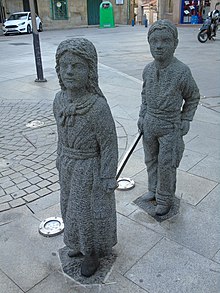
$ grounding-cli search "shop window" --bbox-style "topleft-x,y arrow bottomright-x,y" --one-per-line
166,0 -> 173,13
182,0 -> 202,24
50,0 -> 68,20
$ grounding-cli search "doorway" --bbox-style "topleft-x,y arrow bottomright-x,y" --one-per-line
87,0 -> 102,25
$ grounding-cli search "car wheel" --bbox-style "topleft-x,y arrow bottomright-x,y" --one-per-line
27,25 -> 32,34
38,23 -> 43,32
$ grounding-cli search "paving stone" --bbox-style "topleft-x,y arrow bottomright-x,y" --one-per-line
178,149 -> 207,172
4,185 -> 20,195
176,169 -> 218,205
9,198 -> 26,208
0,194 -> 13,204
0,214 -> 63,292
0,187 -> 5,196
23,193 -> 39,203
1,180 -> 15,189
125,238 -> 220,293
36,187 -> 52,197
1,169 -> 15,176
29,176 -> 42,185
129,198 -> 220,259
48,174 -> 59,183
35,167 -> 49,175
0,270 -> 23,293
24,171 -> 38,180
213,250 -> 220,264
113,213 -> 162,275
197,184 -> 220,217
39,172 -> 53,180
24,185 -> 40,194
189,156 -> 220,182
27,191 -> 60,213
11,175 -> 26,184
27,272 -> 76,293
17,180 -> 31,190
186,136 -> 220,159
11,189 -> 27,199
36,179 -> 51,188
48,182 -> 60,192
0,202 -> 11,212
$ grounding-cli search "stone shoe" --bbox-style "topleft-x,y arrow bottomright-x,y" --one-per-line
142,191 -> 156,201
81,254 -> 100,277
155,204 -> 171,216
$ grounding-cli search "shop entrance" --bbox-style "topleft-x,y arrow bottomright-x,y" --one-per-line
87,0 -> 102,25
181,0 -> 211,24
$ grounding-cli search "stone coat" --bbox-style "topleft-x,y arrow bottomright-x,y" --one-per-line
53,91 -> 118,256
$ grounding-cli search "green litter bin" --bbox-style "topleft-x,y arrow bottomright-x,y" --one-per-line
100,1 -> 115,28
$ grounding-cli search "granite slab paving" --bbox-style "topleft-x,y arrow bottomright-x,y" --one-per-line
125,237 -> 220,293
130,200 -> 220,260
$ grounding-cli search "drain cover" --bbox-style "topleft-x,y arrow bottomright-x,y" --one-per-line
26,120 -> 45,128
117,177 -> 135,191
39,217 -> 64,237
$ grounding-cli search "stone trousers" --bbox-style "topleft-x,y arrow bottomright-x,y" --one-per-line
142,115 -> 184,206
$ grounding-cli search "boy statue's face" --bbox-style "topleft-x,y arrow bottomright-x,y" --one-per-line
149,29 -> 177,63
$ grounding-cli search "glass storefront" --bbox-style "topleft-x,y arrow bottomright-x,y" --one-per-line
180,0 -> 211,24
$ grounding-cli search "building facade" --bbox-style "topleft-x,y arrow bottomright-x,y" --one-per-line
0,0 -> 130,28
0,0 -> 219,27
138,0 -> 219,25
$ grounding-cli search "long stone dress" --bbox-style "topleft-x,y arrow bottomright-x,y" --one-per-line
53,91 -> 118,257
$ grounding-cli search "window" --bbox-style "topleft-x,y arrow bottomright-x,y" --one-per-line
51,0 -> 68,20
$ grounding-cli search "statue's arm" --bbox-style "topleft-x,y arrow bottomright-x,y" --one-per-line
181,68 -> 200,121
139,68 -> 148,118
95,101 -> 118,180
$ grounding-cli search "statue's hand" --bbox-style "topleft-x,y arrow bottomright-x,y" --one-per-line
102,178 -> 118,194
137,117 -> 144,133
181,120 -> 190,136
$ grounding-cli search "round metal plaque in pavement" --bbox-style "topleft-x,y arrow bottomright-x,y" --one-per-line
26,120 -> 45,128
117,177 -> 135,191
39,217 -> 64,237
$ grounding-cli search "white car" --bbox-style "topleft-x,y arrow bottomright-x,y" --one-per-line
2,11 -> 43,35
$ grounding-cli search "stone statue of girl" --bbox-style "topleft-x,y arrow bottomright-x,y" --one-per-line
53,38 -> 118,277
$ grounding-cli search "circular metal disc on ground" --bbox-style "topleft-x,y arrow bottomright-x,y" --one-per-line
117,177 -> 135,191
39,217 -> 64,237
26,120 -> 45,128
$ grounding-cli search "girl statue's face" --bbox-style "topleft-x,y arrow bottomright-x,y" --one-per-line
59,52 -> 89,91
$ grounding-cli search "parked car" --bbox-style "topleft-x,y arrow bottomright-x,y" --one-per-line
2,11 -> 43,35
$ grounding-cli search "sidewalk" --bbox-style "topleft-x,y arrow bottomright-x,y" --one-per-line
0,26 -> 220,293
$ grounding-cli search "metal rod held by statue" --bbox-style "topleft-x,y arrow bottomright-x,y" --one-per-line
116,132 -> 142,180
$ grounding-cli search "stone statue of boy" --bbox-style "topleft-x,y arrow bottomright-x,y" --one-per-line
138,19 -> 200,216
53,38 -> 118,277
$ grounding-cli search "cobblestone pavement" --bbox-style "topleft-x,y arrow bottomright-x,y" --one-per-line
0,99 -> 128,212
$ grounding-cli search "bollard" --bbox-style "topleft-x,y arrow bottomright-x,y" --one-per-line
131,19 -> 135,26
145,19 -> 148,27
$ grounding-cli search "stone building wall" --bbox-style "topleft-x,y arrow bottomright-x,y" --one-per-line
37,0 -> 129,29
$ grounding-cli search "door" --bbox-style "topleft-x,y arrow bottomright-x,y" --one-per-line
87,0 -> 102,25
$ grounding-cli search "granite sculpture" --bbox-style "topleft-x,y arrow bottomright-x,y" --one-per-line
138,19 -> 200,216
53,38 -> 118,277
